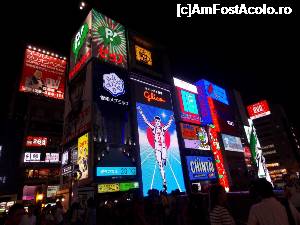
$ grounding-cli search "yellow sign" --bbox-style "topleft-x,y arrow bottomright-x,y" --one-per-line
135,45 -> 152,66
98,183 -> 120,193
78,133 -> 88,180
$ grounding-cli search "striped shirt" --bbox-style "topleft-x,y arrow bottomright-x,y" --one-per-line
210,205 -> 236,225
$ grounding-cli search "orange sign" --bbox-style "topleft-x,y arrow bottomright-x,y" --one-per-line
144,91 -> 166,103
135,45 -> 152,66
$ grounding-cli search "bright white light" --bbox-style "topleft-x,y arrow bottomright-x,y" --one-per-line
63,57 -> 67,60
161,112 -> 166,118
33,47 -> 36,50
173,77 -> 198,94
51,53 -> 54,56
46,51 -> 50,54
38,49 -> 41,52
55,54 -> 58,57
28,45 -> 32,49
79,6 -> 83,10
42,50 -> 45,53
81,2 -> 85,6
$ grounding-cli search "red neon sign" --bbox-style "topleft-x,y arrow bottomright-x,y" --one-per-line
26,136 -> 48,147
98,45 -> 123,65
69,49 -> 91,80
208,126 -> 230,191
208,97 -> 220,132
247,100 -> 271,120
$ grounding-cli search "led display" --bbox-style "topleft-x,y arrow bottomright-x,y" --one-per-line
185,156 -> 216,180
19,48 -> 66,99
221,134 -> 243,152
96,167 -> 136,176
195,82 -> 213,125
135,45 -> 152,66
174,78 -> 201,124
92,9 -> 127,68
180,123 -> 210,150
69,11 -> 92,80
78,133 -> 89,180
26,136 -> 47,147
195,79 -> 229,105
133,78 -> 185,195
247,100 -> 271,120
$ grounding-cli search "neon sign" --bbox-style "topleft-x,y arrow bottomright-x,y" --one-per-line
96,167 -> 136,176
186,156 -> 216,180
103,73 -> 125,97
69,49 -> 91,80
247,100 -> 271,120
144,91 -> 166,103
92,10 -> 127,68
26,136 -> 47,147
72,23 -> 89,61
208,126 -> 230,192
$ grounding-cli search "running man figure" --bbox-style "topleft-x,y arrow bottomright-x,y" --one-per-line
137,106 -> 174,191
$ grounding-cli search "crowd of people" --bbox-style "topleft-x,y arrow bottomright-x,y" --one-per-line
3,178 -> 300,225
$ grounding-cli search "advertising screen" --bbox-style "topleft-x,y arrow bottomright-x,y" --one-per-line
135,45 -> 152,66
92,9 -> 127,68
180,123 -> 210,150
62,151 -> 69,166
186,156 -> 216,180
26,136 -> 47,147
22,186 -> 37,201
174,78 -> 201,124
96,167 -> 136,176
221,134 -> 243,152
93,63 -> 129,107
69,11 -> 92,80
195,80 -> 229,105
97,182 -> 139,193
195,82 -> 213,125
19,48 -> 66,99
247,100 -> 271,120
210,99 -> 238,136
24,153 -> 41,162
78,133 -> 89,180
133,78 -> 186,195
47,186 -> 59,198
45,153 -> 60,163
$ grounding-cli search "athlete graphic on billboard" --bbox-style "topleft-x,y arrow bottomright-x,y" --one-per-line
137,106 -> 173,190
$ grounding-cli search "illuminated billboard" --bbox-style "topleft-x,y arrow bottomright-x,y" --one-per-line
174,78 -> 201,124
97,182 -> 139,193
62,151 -> 69,166
92,9 -> 127,68
208,126 -> 230,191
69,11 -> 92,80
135,45 -> 152,66
247,100 -> 271,120
209,99 -> 238,136
78,133 -> 89,180
185,156 -> 216,180
47,186 -> 59,198
221,134 -> 243,152
19,48 -> 66,99
93,63 -> 129,107
96,167 -> 136,176
26,136 -> 47,147
24,153 -> 59,163
195,80 -> 229,105
133,78 -> 186,195
180,123 -> 210,150
195,82 -> 213,125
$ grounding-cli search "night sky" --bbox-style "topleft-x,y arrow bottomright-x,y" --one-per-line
2,0 -> 298,129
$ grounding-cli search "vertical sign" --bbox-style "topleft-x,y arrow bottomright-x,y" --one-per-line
78,133 -> 89,180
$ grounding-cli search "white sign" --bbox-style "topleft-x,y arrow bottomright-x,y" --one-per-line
47,186 -> 59,198
221,134 -> 243,152
173,77 -> 198,93
24,153 -> 41,162
103,73 -> 125,97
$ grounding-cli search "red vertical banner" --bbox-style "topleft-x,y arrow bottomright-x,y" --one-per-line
208,126 -> 229,191
208,97 -> 220,132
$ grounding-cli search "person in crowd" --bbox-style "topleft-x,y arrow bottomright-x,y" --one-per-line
209,184 -> 236,225
54,201 -> 64,225
20,205 -> 36,225
4,203 -> 25,225
43,205 -> 54,225
285,174 -> 300,211
85,198 -> 96,225
69,202 -> 83,225
247,178 -> 300,225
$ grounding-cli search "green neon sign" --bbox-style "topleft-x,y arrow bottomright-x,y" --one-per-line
119,182 -> 139,192
72,23 -> 89,61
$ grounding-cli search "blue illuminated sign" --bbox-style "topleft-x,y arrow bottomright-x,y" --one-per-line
181,90 -> 198,114
195,81 -> 212,125
96,167 -> 136,176
186,156 -> 216,181
195,80 -> 229,105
